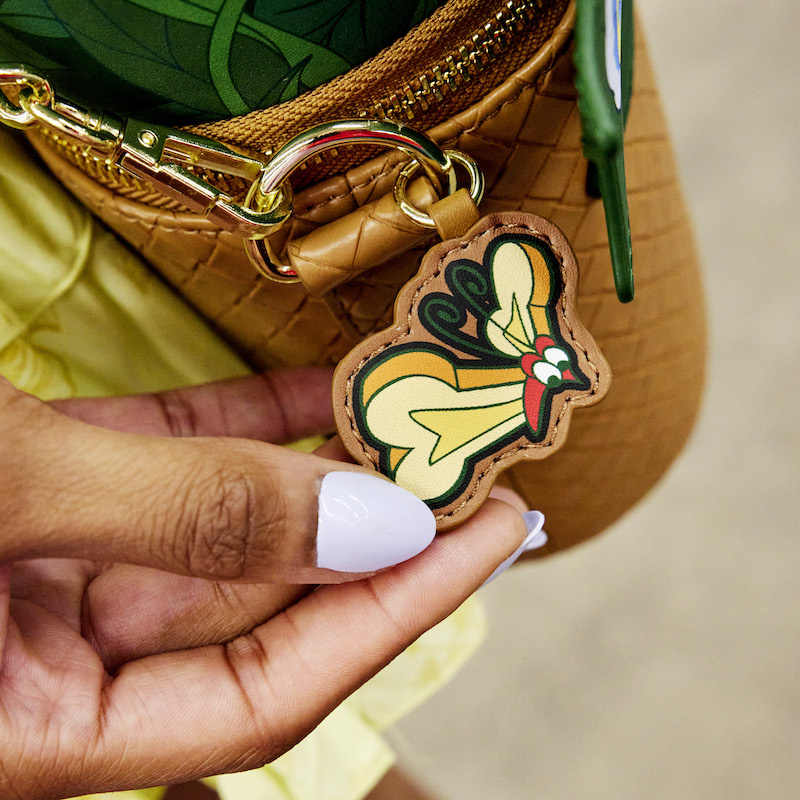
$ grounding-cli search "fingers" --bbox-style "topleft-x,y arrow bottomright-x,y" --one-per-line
85,438 -> 357,668
489,484 -> 528,514
86,481 -> 529,667
0,380 -> 436,583
68,475 -> 533,668
84,565 -> 309,669
49,366 -> 336,442
87,490 -> 529,668
86,499 -> 527,792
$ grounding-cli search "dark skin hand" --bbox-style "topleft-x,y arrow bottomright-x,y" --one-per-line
0,369 -> 527,799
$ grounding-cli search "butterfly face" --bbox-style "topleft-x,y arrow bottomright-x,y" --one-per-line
335,213 -> 611,529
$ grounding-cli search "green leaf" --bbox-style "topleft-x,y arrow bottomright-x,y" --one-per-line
0,26 -> 64,69
249,0 -> 446,67
40,0 -> 217,111
123,0 -> 218,25
240,13 -> 347,90
0,0 -> 69,37
0,0 -> 443,122
125,0 -> 351,102
208,0 -> 249,115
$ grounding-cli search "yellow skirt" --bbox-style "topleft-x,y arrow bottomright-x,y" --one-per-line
0,128 -> 486,800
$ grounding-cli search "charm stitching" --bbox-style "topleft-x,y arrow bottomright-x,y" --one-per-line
341,218 -> 605,523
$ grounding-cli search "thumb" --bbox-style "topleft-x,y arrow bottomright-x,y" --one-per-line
0,383 -> 435,583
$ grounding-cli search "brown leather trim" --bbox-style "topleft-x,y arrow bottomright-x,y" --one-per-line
427,188 -> 481,241
287,177 -> 439,296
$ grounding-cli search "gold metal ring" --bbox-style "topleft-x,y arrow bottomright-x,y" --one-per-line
255,118 -> 456,200
242,179 -> 300,282
243,238 -> 301,283
240,119 -> 473,280
0,66 -> 53,129
393,149 -> 485,229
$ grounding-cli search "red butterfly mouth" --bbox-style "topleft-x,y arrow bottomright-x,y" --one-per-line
519,336 -> 576,433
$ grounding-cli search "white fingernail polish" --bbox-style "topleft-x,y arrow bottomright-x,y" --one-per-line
521,510 -> 547,552
316,472 -> 436,573
481,510 -> 547,587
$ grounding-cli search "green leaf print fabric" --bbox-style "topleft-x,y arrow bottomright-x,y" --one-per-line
0,0 -> 445,123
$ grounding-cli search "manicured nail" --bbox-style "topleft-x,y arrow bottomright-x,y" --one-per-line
316,472 -> 437,572
481,510 -> 547,587
521,510 -> 547,551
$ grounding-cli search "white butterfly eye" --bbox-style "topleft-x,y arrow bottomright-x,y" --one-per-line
543,346 -> 569,368
533,361 -> 562,386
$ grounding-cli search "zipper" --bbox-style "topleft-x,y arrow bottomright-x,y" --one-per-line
366,0 -> 550,122
19,0 -> 569,206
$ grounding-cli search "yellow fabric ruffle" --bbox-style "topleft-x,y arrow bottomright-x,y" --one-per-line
1,128 -> 487,800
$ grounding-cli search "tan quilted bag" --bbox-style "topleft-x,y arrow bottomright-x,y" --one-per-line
28,0 -> 706,556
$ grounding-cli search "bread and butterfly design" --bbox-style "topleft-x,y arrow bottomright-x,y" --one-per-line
335,213 -> 611,528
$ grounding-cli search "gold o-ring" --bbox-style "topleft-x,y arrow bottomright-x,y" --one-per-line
393,150 -> 485,229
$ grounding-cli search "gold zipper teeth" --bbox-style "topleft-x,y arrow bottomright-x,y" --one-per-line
42,129 -> 143,191
365,0 -> 542,122
39,128 -> 191,209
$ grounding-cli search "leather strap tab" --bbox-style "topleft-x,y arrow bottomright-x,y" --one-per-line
287,176 -> 438,296
428,188 -> 481,240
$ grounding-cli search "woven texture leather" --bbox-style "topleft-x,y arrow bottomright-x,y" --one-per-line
286,176 -> 439,296
32,11 -> 706,555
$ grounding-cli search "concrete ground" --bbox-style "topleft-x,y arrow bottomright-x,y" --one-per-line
395,1 -> 800,797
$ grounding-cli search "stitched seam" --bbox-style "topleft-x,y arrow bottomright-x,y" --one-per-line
342,219 -> 602,522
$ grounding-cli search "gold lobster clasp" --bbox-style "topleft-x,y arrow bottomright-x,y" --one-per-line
1,63 -> 292,240
117,119 -> 292,238
1,64 -> 485,284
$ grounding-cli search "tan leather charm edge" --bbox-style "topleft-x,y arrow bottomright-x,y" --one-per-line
333,211 -> 612,531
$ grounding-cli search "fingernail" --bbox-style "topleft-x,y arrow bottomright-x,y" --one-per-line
316,472 -> 436,572
481,510 -> 547,587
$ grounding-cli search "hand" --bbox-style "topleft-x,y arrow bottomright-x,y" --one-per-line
0,372 -> 529,799
1,368 -> 437,584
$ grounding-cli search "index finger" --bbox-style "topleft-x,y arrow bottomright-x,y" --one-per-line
49,366 -> 336,442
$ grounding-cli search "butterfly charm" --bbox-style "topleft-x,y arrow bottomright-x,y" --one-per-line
334,212 -> 612,530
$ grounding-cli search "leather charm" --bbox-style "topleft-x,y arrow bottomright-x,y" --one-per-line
333,212 -> 612,530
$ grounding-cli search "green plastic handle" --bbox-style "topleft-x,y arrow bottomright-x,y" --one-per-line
574,0 -> 635,303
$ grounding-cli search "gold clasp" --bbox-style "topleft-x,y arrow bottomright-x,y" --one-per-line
2,64 -> 487,286
242,119 -> 476,281
394,149 -> 484,229
17,90 -> 123,156
117,120 -> 291,238
0,64 -> 293,239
